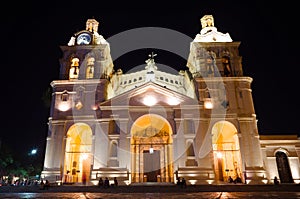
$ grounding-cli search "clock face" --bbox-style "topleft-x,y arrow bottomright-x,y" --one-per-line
76,33 -> 92,45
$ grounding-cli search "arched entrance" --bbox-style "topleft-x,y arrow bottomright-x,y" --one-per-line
275,151 -> 293,183
131,114 -> 174,183
63,123 -> 93,184
212,121 -> 243,183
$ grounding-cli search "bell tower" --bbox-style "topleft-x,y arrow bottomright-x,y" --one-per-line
186,15 -> 266,184
59,18 -> 114,80
42,19 -> 114,184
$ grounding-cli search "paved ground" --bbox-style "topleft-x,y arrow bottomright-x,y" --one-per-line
1,184 -> 300,199
1,192 -> 300,199
1,183 -> 300,193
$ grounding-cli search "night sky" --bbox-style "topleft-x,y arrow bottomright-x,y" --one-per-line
1,1 -> 299,160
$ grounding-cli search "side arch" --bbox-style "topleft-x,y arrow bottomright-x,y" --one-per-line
63,123 -> 93,184
211,121 -> 243,183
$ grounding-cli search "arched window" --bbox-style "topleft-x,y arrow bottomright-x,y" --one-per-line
222,55 -> 232,77
69,57 -> 80,80
275,151 -> 293,183
86,57 -> 95,79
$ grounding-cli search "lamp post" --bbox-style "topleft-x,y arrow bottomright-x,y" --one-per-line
24,147 -> 42,183
27,148 -> 38,183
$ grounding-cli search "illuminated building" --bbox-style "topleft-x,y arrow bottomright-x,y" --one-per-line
41,16 -> 300,185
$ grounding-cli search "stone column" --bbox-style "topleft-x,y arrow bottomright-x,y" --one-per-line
168,143 -> 174,182
164,144 -> 169,182
238,117 -> 266,184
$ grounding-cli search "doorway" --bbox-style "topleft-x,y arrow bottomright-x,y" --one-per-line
143,150 -> 160,182
131,114 -> 174,183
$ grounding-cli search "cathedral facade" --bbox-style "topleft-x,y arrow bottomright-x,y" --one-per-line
41,16 -> 300,185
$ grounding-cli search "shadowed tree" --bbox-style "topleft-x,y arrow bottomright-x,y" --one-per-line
41,86 -> 52,108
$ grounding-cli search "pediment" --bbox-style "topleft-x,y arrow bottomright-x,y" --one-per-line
99,81 -> 199,107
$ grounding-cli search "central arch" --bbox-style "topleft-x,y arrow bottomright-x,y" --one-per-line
130,114 -> 174,183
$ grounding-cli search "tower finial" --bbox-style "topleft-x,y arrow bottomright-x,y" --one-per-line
86,18 -> 99,33
200,15 -> 214,29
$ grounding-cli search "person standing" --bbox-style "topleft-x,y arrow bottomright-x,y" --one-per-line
104,177 -> 110,188
113,177 -> 118,187
40,180 -> 45,190
98,178 -> 103,187
181,178 -> 187,188
176,177 -> 182,186
44,180 -> 50,190
274,176 -> 279,185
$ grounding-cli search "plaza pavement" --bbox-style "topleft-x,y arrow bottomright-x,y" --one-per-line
1,183 -> 300,193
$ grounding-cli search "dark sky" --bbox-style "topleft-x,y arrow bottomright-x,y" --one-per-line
1,1 -> 299,159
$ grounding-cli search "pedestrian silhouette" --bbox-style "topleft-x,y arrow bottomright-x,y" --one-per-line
181,178 -> 187,188
104,177 -> 110,188
40,180 -> 45,190
274,176 -> 279,185
98,177 -> 103,187
113,177 -> 118,187
176,177 -> 182,186
44,180 -> 50,190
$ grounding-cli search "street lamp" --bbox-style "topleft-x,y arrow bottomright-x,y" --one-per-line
30,149 -> 37,155
28,148 -> 37,156
26,148 -> 39,183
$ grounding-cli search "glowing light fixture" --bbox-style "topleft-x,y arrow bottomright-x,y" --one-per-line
82,153 -> 88,160
58,101 -> 71,111
206,180 -> 214,184
91,104 -> 98,110
189,180 -> 197,185
75,100 -> 83,110
149,141 -> 154,154
204,98 -> 213,109
124,180 -> 130,185
216,152 -> 222,158
30,149 -> 37,155
167,96 -> 180,105
149,147 -> 154,154
143,95 -> 157,106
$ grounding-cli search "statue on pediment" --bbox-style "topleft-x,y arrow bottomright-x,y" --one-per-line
145,52 -> 158,71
